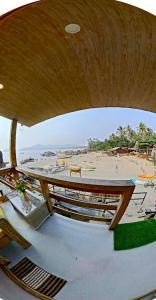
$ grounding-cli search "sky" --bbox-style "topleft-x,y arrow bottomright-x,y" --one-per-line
1,108 -> 156,150
0,1 -> 156,150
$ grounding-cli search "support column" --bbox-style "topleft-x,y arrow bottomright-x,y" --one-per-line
10,119 -> 17,168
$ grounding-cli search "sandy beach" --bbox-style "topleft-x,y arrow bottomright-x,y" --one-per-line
25,152 -> 154,180
24,152 -> 156,223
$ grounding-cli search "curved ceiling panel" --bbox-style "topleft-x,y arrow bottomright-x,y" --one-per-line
0,0 -> 156,126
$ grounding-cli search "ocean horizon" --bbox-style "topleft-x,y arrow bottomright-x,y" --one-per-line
2,147 -> 86,165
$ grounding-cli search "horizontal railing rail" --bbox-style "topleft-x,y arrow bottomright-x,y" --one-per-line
50,191 -> 118,210
53,205 -> 112,223
131,192 -> 147,205
16,167 -> 134,194
0,166 -> 135,229
0,167 -> 17,189
0,167 -> 14,176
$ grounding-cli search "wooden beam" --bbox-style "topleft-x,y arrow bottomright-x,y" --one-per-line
16,167 -> 134,194
10,119 -> 17,167
109,187 -> 135,230
53,205 -> 112,223
40,180 -> 53,214
0,167 -> 14,176
0,177 -> 15,190
50,192 -> 117,210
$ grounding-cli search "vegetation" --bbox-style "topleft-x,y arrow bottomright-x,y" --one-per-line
16,181 -> 26,193
88,123 -> 156,151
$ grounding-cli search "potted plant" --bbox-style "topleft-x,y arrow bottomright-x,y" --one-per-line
16,180 -> 26,194
16,181 -> 31,211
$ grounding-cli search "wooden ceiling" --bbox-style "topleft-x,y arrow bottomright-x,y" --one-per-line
0,0 -> 156,126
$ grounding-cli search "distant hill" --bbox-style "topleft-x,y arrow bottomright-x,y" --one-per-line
20,144 -> 85,151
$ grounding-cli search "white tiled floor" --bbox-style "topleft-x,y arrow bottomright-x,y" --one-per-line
0,202 -> 156,300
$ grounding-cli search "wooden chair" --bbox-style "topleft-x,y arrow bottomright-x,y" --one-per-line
0,256 -> 10,266
0,199 -> 31,249
70,166 -> 81,177
0,257 -> 66,300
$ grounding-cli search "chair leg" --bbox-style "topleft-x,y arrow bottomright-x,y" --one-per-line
0,256 -> 10,266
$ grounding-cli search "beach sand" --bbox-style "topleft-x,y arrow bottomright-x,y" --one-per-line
25,152 -> 156,223
26,152 -> 154,178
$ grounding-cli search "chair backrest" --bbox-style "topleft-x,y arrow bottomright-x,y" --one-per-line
0,202 -> 31,249
0,204 -> 6,219
0,205 -> 12,248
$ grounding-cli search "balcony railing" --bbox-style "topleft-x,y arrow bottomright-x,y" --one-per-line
0,166 -> 135,229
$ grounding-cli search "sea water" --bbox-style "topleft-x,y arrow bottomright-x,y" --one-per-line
2,148 -> 83,165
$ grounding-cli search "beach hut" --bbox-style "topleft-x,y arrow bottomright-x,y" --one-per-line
110,147 -> 129,156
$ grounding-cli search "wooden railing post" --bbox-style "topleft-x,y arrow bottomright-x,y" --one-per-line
40,180 -> 53,214
12,168 -> 19,183
10,119 -> 17,168
109,187 -> 134,230
9,119 -> 20,182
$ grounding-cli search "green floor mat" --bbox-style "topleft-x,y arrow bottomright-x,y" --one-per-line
114,219 -> 156,250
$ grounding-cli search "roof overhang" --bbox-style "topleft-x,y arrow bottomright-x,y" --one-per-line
0,0 -> 156,126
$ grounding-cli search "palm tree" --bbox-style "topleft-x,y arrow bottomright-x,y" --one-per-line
117,126 -> 126,138
137,122 -> 147,140
137,122 -> 147,139
126,125 -> 136,143
146,127 -> 153,136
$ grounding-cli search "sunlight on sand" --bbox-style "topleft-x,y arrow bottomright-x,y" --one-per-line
25,152 -> 156,224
